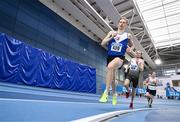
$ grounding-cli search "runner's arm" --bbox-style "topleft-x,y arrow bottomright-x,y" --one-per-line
127,33 -> 134,50
138,59 -> 144,71
144,78 -> 149,86
101,31 -> 117,47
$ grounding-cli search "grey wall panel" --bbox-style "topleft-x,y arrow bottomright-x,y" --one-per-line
14,20 -> 38,41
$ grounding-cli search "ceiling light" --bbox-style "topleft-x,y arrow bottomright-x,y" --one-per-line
155,58 -> 162,65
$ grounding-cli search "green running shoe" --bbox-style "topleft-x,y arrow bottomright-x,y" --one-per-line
112,94 -> 117,105
99,92 -> 108,103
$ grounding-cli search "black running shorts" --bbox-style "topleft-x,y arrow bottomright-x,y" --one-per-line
107,55 -> 125,65
125,75 -> 139,88
146,87 -> 156,96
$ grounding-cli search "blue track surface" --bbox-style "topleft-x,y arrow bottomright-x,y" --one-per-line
0,82 -> 180,122
111,108 -> 180,122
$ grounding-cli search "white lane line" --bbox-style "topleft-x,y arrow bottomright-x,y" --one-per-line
0,98 -> 104,105
71,108 -> 156,122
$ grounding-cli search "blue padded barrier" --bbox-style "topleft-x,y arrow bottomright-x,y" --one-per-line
0,33 -> 96,93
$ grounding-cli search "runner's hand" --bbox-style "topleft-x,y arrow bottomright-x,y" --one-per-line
111,31 -> 118,38
126,46 -> 132,53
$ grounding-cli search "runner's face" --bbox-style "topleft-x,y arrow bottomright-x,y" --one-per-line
136,51 -> 142,58
118,19 -> 127,29
152,72 -> 156,77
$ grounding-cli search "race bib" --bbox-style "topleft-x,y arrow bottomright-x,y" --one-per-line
111,42 -> 122,52
129,63 -> 138,70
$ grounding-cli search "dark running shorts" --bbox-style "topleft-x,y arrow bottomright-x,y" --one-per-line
107,55 -> 125,65
125,75 -> 139,88
146,87 -> 156,96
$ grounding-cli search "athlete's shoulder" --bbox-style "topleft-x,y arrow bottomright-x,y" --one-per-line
127,33 -> 132,37
140,58 -> 144,62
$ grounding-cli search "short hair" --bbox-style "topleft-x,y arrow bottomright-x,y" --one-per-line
136,50 -> 142,54
119,16 -> 129,24
149,71 -> 155,75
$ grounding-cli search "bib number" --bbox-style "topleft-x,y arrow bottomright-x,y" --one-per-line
130,61 -> 138,70
111,43 -> 122,52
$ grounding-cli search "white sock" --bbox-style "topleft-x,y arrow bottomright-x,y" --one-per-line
104,89 -> 108,94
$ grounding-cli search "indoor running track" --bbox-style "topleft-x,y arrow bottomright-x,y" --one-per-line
0,82 -> 180,122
